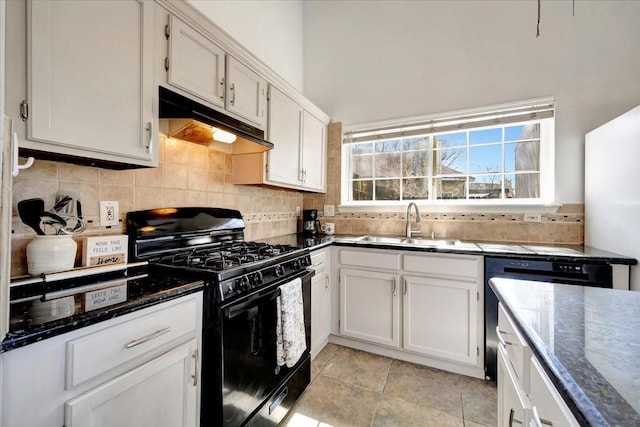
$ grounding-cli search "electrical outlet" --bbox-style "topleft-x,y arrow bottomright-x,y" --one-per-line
295,206 -> 301,216
100,201 -> 120,226
324,204 -> 335,217
524,213 -> 542,223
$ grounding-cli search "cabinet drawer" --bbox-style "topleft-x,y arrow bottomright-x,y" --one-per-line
66,298 -> 198,389
340,248 -> 400,270
310,249 -> 327,272
498,303 -> 530,382
403,253 -> 480,278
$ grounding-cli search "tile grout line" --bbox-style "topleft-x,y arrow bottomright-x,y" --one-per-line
369,357 -> 394,427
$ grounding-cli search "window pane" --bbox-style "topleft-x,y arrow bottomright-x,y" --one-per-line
510,123 -> 540,141
402,137 -> 429,151
402,151 -> 428,176
352,142 -> 373,154
433,177 -> 466,199
375,153 -> 401,177
469,174 -> 502,199
403,178 -> 429,200
469,144 -> 501,174
375,179 -> 400,200
512,173 -> 540,198
352,180 -> 373,200
352,155 -> 373,179
470,128 -> 502,145
436,132 -> 466,148
505,125 -> 525,142
506,141 -> 540,172
436,147 -> 466,174
375,139 -> 401,152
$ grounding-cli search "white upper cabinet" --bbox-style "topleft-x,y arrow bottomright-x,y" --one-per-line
166,14 -> 225,109
225,56 -> 267,129
22,0 -> 156,167
301,110 -> 327,192
232,84 -> 328,192
266,86 -> 303,186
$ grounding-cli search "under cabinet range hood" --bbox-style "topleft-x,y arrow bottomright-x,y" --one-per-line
159,86 -> 273,153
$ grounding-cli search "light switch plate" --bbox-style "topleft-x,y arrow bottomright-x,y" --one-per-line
324,204 -> 335,217
99,201 -> 120,226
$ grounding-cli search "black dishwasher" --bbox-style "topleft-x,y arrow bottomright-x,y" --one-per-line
484,257 -> 613,381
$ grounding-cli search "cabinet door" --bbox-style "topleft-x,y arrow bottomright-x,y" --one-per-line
27,0 -> 156,166
339,268 -> 400,347
266,85 -> 302,186
403,275 -> 478,364
226,56 -> 267,128
167,15 -> 225,108
529,357 -> 580,427
311,271 -> 330,358
65,339 -> 199,427
498,344 -> 531,427
301,110 -> 327,192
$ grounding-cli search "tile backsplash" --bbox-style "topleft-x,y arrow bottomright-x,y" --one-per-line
10,135 -> 302,276
10,121 -> 585,276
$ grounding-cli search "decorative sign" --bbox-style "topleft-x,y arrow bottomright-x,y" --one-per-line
82,235 -> 128,267
84,283 -> 128,311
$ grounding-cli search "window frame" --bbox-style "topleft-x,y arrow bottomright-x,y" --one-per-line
340,99 -> 555,210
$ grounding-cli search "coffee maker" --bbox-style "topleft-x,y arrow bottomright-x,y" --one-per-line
302,209 -> 319,236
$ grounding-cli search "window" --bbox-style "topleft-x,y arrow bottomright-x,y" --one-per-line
343,99 -> 554,206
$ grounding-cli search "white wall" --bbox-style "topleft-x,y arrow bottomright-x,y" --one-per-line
303,0 -> 640,204
187,0 -> 304,92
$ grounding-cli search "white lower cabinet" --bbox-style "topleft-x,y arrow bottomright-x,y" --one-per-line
497,302 -> 579,427
310,247 -> 331,358
403,274 -> 477,364
335,247 -> 483,376
66,339 -> 198,427
340,268 -> 400,347
497,343 -> 531,427
0,293 -> 202,427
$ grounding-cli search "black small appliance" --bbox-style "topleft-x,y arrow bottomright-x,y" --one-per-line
302,209 -> 319,236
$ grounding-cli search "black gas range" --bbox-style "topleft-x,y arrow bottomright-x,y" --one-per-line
126,207 -> 312,427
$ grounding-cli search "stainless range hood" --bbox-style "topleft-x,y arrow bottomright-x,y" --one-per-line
159,86 -> 273,153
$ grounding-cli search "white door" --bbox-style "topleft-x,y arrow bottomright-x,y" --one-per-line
167,15 -> 225,108
301,110 -> 327,192
226,56 -> 266,128
340,268 -> 400,347
28,0 -> 154,163
65,339 -> 199,427
403,275 -> 477,364
266,85 -> 302,186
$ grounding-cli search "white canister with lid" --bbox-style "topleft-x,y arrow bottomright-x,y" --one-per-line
26,235 -> 77,276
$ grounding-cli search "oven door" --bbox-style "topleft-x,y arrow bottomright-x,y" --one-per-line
218,269 -> 312,427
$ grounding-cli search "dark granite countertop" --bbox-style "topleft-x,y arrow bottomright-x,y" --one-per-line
2,264 -> 204,353
490,278 -> 640,426
266,233 -> 636,265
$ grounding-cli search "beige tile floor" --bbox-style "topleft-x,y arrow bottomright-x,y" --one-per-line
282,344 -> 497,427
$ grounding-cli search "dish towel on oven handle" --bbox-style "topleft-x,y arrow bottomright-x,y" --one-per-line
276,277 -> 306,367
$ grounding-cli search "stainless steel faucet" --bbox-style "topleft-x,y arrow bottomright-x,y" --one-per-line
405,202 -> 421,238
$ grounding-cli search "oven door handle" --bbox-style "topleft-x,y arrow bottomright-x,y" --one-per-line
224,289 -> 280,319
223,269 -> 314,319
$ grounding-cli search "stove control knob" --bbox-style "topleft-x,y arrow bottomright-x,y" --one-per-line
292,259 -> 301,269
300,257 -> 308,267
274,265 -> 284,277
237,276 -> 250,291
252,272 -> 263,286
